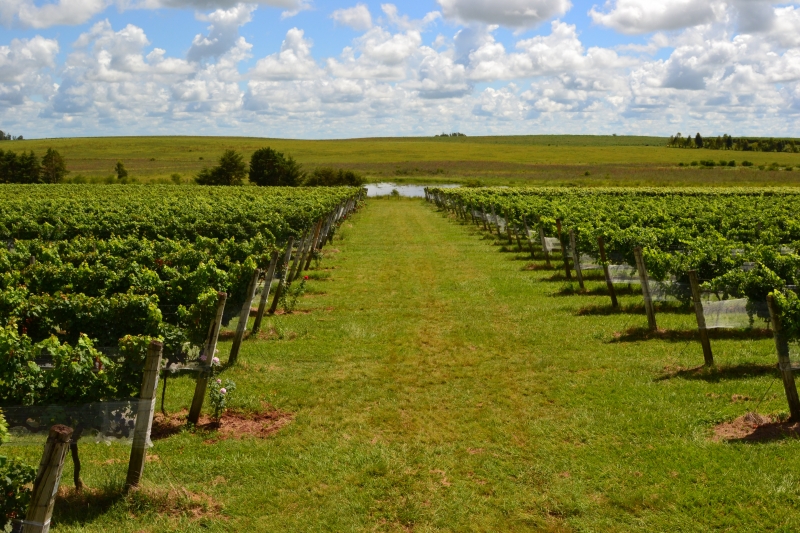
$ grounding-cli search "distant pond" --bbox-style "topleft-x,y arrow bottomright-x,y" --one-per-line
365,183 -> 460,198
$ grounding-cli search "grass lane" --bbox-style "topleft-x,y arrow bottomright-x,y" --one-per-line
12,197 -> 800,531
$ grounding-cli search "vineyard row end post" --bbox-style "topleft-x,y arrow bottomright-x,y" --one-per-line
556,220 -> 572,280
22,425 -> 73,533
688,270 -> 714,366
188,292 -> 227,425
125,339 -> 164,489
569,229 -> 584,290
767,294 -> 800,421
229,267 -> 262,365
269,237 -> 295,315
598,236 -> 618,308
252,250 -> 280,335
633,246 -> 657,332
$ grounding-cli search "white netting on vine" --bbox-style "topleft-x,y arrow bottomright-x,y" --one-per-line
543,237 -> 562,253
2,400 -> 147,446
701,298 -> 771,329
607,264 -> 640,283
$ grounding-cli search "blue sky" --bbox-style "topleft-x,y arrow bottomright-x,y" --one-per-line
1,0 -> 800,139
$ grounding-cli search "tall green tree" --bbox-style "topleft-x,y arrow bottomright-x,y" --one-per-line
695,133 -> 703,148
115,161 -> 128,180
249,147 -> 304,187
17,151 -> 40,183
195,149 -> 247,185
40,148 -> 69,184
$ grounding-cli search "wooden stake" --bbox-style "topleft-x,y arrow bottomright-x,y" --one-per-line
598,236 -> 618,308
503,209 -> 514,244
288,231 -> 308,283
556,220 -> 572,280
23,425 -> 73,533
523,216 -> 535,258
270,237 -> 294,315
538,226 -> 551,267
634,246 -> 657,331
767,294 -> 800,421
491,205 -> 502,240
125,340 -> 164,490
481,207 -> 489,231
569,229 -> 584,290
304,220 -> 324,271
228,268 -> 261,365
688,270 -> 714,366
188,292 -> 226,425
252,250 -> 279,335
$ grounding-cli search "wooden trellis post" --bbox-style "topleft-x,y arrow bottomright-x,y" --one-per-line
633,246 -> 657,331
688,270 -> 713,366
556,219 -> 571,280
270,237 -> 295,315
188,292 -> 226,425
767,294 -> 800,421
22,425 -> 73,533
491,205 -> 502,240
538,225 -> 551,267
523,216 -> 535,258
598,236 -> 618,308
252,251 -> 280,335
228,268 -> 262,365
569,229 -> 584,290
125,340 -> 164,489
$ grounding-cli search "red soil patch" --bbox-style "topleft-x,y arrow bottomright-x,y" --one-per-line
713,412 -> 800,442
152,407 -> 293,442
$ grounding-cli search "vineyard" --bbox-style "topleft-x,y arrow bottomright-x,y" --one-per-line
0,184 -> 363,529
3,183 -> 800,530
428,187 -> 800,412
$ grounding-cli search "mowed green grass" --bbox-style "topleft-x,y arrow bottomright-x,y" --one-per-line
6,198 -> 799,531
10,135 -> 800,186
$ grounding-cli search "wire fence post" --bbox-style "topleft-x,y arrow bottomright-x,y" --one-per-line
598,236 -> 618,308
125,340 -> 164,490
689,270 -> 714,366
634,246 -> 657,331
188,291 -> 227,425
767,294 -> 800,421
22,425 -> 73,533
228,267 -> 262,365
252,250 -> 280,335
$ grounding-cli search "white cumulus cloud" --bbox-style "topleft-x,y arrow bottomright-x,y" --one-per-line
187,3 -> 255,62
331,4 -> 372,30
438,0 -> 571,29
250,28 -> 322,80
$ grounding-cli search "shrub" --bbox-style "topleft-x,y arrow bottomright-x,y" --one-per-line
742,160 -> 754,167
690,161 -> 698,166
303,167 -> 365,187
196,150 -> 247,186
249,147 -> 304,187
728,160 -> 736,167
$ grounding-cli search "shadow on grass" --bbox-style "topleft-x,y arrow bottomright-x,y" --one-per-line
52,483 -> 222,527
656,363 -> 777,382
556,285 -> 642,297
53,486 -> 125,526
544,271 -> 612,282
611,326 -> 772,343
579,303 -> 692,316
522,262 -> 557,271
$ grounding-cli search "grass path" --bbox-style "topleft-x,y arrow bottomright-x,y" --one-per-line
39,198 -> 800,531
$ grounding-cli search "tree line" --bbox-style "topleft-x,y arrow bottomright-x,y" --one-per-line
668,133 -> 800,153
0,148 -> 69,184
195,148 -> 366,187
0,129 -> 22,141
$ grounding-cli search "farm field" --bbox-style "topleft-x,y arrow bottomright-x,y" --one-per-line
9,135 -> 800,186
4,196 -> 799,531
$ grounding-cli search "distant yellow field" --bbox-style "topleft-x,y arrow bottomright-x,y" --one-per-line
7,135 -> 800,186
